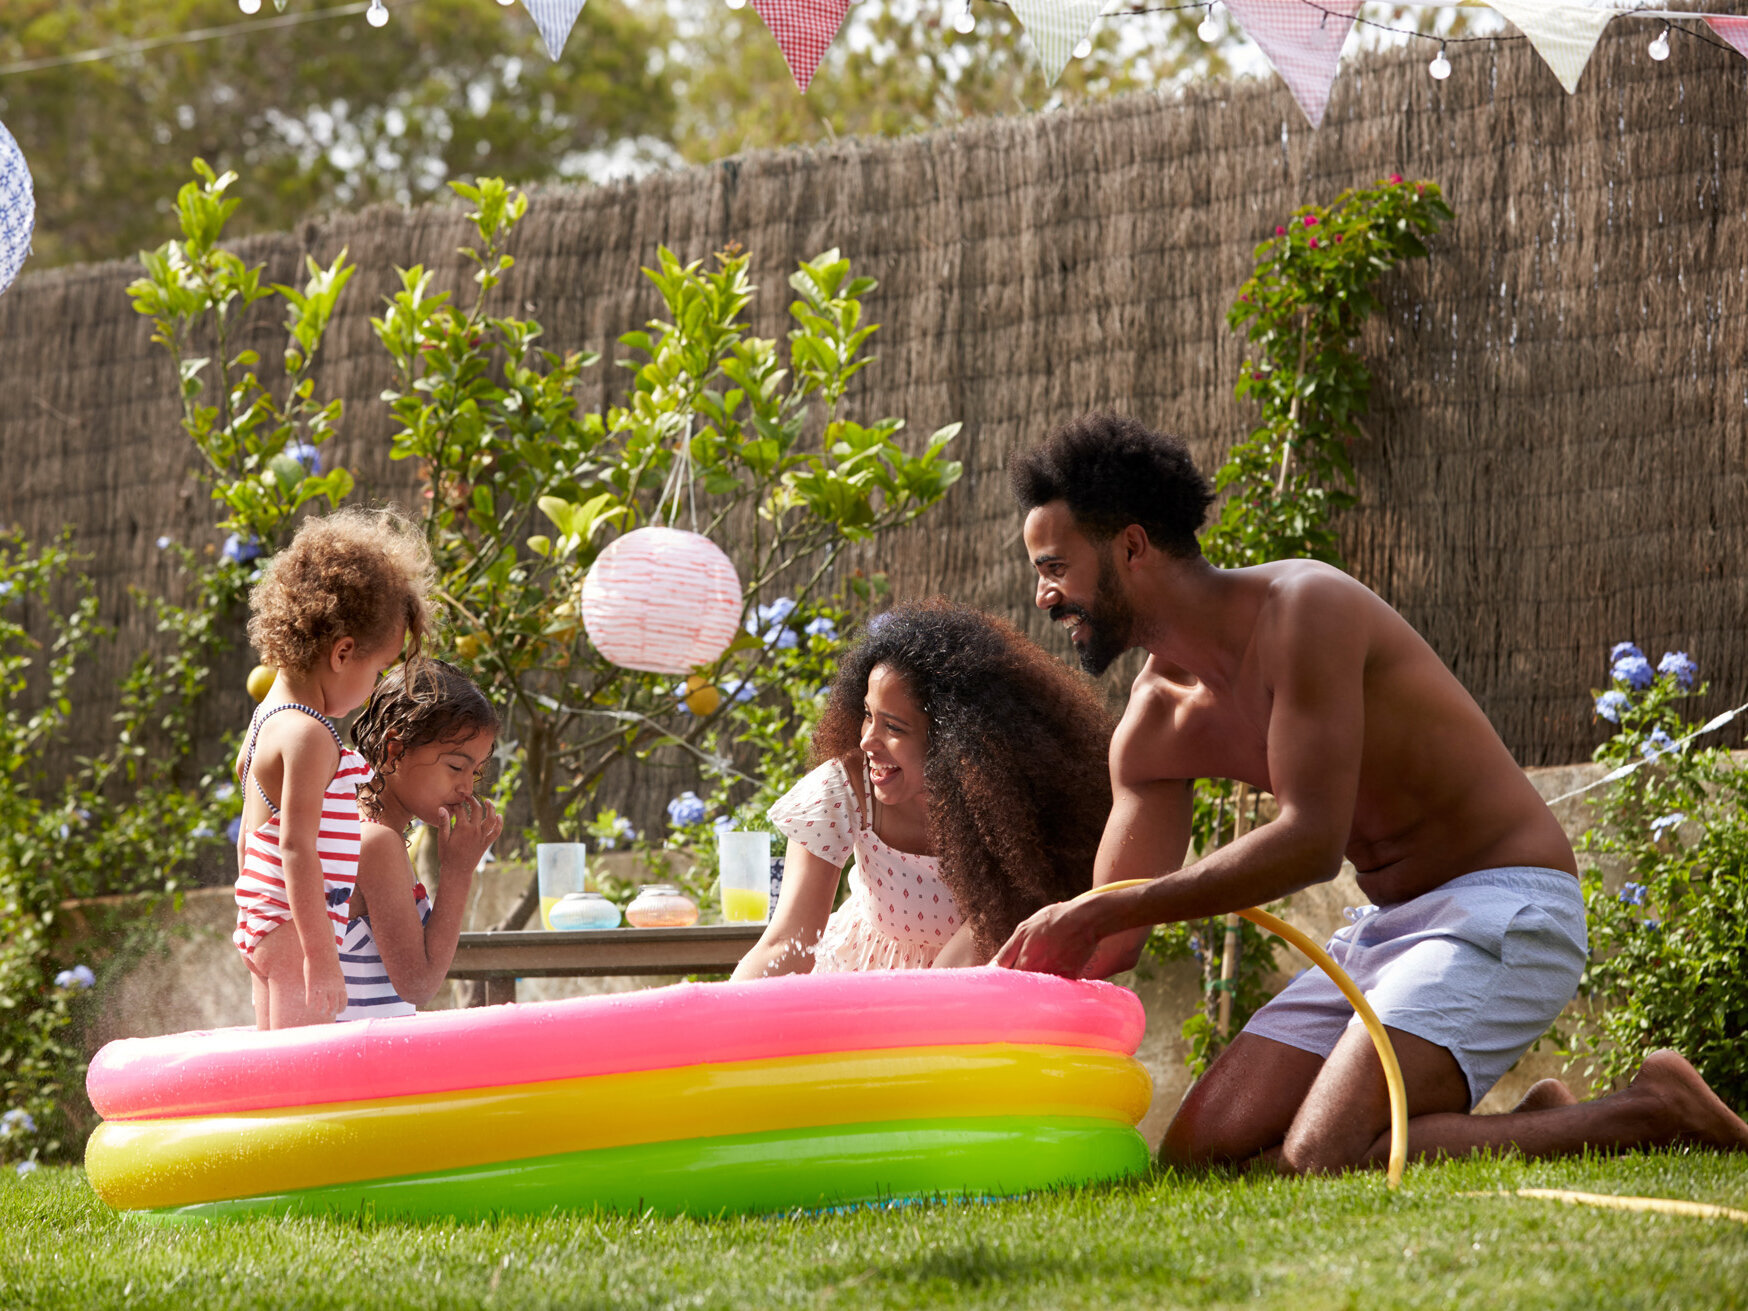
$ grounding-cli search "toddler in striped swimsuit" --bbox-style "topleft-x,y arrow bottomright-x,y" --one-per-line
341,660 -> 501,1020
233,509 -> 435,1029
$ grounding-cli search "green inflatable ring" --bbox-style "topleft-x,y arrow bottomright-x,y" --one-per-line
141,1115 -> 1150,1223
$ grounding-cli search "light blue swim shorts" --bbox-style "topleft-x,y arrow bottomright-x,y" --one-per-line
1242,866 -> 1588,1108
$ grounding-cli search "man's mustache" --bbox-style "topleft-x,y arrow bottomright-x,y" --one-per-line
1049,603 -> 1091,626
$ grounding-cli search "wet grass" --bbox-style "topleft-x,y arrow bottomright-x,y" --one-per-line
4,1151 -> 1747,1309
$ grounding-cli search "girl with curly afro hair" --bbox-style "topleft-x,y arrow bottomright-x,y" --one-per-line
733,599 -> 1115,978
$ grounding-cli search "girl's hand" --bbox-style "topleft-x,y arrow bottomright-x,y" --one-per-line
304,953 -> 348,1020
436,797 -> 502,881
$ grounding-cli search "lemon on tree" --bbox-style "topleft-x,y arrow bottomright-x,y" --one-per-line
684,675 -> 721,716
246,665 -> 276,702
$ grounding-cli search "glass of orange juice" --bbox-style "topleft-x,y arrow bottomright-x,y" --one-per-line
718,831 -> 772,923
537,843 -> 588,930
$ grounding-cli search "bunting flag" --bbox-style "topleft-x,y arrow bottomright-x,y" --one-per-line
1222,0 -> 1362,128
1007,0 -> 1105,84
1485,0 -> 1617,93
520,0 -> 589,60
1705,14 -> 1748,58
752,0 -> 854,91
0,119 -> 32,297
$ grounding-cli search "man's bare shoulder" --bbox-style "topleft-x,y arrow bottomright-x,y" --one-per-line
1110,660 -> 1196,787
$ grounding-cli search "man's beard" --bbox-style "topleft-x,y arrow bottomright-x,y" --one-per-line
1050,553 -> 1135,676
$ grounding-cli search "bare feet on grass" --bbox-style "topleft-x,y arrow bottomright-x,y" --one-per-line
1513,1078 -> 1579,1112
1620,1050 -> 1748,1151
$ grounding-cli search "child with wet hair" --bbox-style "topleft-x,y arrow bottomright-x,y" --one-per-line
340,660 -> 502,1019
233,507 -> 435,1029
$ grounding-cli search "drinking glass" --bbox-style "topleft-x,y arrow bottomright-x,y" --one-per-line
718,831 -> 773,923
537,842 -> 588,930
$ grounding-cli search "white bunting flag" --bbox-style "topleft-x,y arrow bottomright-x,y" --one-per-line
0,119 -> 32,297
1007,0 -> 1104,85
1705,15 -> 1748,59
1221,0 -> 1361,128
521,0 -> 589,60
1484,0 -> 1616,93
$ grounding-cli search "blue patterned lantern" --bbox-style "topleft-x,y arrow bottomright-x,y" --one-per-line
0,119 -> 33,297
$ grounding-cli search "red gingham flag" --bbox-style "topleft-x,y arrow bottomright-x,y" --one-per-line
1222,0 -> 1361,129
1706,15 -> 1748,59
752,0 -> 853,91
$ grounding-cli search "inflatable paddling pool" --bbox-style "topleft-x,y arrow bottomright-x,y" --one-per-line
85,969 -> 1152,1222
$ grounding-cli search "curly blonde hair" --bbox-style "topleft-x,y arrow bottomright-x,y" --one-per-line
247,508 -> 436,672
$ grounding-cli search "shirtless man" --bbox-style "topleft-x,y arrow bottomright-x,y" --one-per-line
995,413 -> 1748,1173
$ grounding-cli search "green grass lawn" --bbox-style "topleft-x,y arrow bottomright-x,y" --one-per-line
4,1152 -> 1746,1309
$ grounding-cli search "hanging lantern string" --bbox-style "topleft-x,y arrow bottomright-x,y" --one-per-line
650,414 -> 699,531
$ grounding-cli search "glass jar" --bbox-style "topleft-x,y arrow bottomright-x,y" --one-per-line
624,883 -> 699,928
546,891 -> 622,931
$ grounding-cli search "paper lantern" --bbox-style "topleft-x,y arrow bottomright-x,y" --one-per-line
581,527 -> 743,675
0,118 -> 34,297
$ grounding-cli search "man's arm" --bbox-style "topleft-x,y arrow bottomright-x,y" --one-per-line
998,574 -> 1368,976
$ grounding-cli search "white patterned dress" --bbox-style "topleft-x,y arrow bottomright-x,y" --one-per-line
767,757 -> 962,971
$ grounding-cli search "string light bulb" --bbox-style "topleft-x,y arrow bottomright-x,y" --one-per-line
1073,36 -> 1093,59
238,0 -> 261,13
953,4 -> 975,34
727,0 -> 747,10
366,0 -> 389,25
1428,41 -> 1451,80
1198,2 -> 1220,43
497,0 -> 515,6
1648,26 -> 1671,61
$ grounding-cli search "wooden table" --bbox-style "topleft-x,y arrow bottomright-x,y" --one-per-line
449,925 -> 767,1005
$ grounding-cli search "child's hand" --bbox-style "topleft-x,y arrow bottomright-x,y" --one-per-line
437,796 -> 502,881
304,954 -> 348,1021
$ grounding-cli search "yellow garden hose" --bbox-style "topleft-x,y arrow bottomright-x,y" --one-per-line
1076,880 -> 1408,1190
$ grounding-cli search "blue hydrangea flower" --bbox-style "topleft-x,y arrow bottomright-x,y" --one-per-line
1657,650 -> 1698,689
1650,812 -> 1686,838
596,815 -> 637,851
666,791 -> 707,827
867,611 -> 894,635
1642,918 -> 1662,931
1609,641 -> 1644,664
757,598 -> 796,626
155,535 -> 172,551
726,679 -> 757,704
804,616 -> 837,640
14,1160 -> 38,1178
192,825 -> 216,839
712,814 -> 736,835
1,1108 -> 35,1136
53,964 -> 95,991
1618,882 -> 1647,906
1612,654 -> 1654,690
762,625 -> 800,650
287,442 -> 322,475
222,533 -> 263,564
213,782 -> 235,802
1641,727 -> 1678,761
1594,690 -> 1630,723
225,817 -> 242,844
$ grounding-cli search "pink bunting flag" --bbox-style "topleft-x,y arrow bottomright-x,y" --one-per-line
1222,0 -> 1362,129
752,0 -> 853,92
1705,15 -> 1748,59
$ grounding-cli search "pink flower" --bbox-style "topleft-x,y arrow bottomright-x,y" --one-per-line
1303,215 -> 1318,227
1308,237 -> 1319,248
1334,234 -> 1343,243
1275,225 -> 1286,236
1388,173 -> 1403,184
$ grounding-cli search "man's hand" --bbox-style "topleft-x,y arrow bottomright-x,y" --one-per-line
437,797 -> 503,881
994,896 -> 1149,979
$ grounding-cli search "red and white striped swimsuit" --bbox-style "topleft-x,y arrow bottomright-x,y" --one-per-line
232,702 -> 371,958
